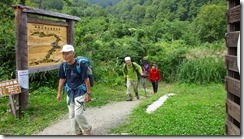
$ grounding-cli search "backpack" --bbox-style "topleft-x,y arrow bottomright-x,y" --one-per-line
124,62 -> 140,80
63,56 -> 94,87
142,63 -> 149,77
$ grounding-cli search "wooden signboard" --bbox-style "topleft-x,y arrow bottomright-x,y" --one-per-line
13,4 -> 80,111
0,79 -> 21,97
27,23 -> 67,68
13,5 -> 80,110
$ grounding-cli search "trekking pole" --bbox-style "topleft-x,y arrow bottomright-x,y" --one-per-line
144,79 -> 147,97
142,75 -> 147,97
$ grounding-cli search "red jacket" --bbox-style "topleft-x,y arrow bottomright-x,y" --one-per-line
148,68 -> 160,82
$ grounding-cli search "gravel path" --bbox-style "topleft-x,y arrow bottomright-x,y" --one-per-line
34,97 -> 146,135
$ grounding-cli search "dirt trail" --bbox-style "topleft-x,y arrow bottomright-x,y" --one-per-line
33,97 -> 146,135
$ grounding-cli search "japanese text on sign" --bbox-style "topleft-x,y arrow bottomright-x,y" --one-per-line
0,79 -> 21,97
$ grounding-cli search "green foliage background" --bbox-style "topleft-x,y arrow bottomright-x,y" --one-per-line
0,0 -> 227,88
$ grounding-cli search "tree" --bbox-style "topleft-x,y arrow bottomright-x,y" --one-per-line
0,0 -> 17,80
131,4 -> 146,24
144,6 -> 157,22
19,0 -> 25,5
192,4 -> 227,43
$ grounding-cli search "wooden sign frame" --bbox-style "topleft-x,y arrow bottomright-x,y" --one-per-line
14,5 -> 80,74
13,5 -> 80,110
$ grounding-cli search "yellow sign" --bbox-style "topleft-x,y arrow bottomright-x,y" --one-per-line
27,23 -> 67,68
0,79 -> 21,97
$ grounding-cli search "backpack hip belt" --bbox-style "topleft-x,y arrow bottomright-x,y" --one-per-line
65,84 -> 86,105
65,83 -> 87,92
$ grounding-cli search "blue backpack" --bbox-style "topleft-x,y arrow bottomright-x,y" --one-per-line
63,56 -> 94,90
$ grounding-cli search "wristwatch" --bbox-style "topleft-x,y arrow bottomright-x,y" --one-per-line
87,92 -> 92,95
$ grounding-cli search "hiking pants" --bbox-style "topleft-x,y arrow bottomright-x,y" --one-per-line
67,94 -> 92,135
151,80 -> 159,93
126,79 -> 138,99
140,77 -> 147,89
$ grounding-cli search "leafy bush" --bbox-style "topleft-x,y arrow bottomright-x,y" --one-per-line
0,1 -> 16,81
148,40 -> 187,83
92,59 -> 124,87
29,70 -> 59,92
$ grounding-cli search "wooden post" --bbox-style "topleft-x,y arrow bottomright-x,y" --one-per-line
67,20 -> 75,45
9,95 -> 16,118
15,7 -> 29,110
225,0 -> 240,135
13,94 -> 20,117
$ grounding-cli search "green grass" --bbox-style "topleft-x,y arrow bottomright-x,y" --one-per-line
0,82 -> 226,135
110,83 -> 226,135
0,87 -> 67,135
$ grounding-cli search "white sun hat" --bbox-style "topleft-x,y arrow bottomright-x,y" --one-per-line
61,44 -> 74,52
125,56 -> 131,61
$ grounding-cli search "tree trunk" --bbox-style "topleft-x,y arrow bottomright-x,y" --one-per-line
19,0 -> 25,5
39,0 -> 44,9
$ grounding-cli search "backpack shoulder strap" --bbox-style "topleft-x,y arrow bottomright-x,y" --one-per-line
76,59 -> 82,74
132,62 -> 137,72
123,63 -> 128,75
132,62 -> 141,77
62,62 -> 67,76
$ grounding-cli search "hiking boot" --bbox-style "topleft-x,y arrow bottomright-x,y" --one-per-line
126,94 -> 133,101
136,95 -> 140,99
76,131 -> 83,135
83,127 -> 92,135
135,92 -> 140,100
126,98 -> 133,101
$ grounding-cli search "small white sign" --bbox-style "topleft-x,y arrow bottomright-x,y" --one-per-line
18,70 -> 29,89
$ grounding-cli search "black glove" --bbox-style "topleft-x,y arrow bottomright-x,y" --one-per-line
141,74 -> 148,78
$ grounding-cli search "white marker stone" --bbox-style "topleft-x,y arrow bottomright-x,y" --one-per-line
146,93 -> 175,114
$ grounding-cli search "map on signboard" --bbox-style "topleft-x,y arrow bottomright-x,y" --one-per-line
27,23 -> 67,68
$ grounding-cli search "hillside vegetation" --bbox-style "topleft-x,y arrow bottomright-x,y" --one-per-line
0,0 -> 226,87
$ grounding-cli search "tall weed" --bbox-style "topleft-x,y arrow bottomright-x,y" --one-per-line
177,57 -> 225,84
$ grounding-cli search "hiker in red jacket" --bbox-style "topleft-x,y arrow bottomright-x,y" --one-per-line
148,64 -> 161,94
